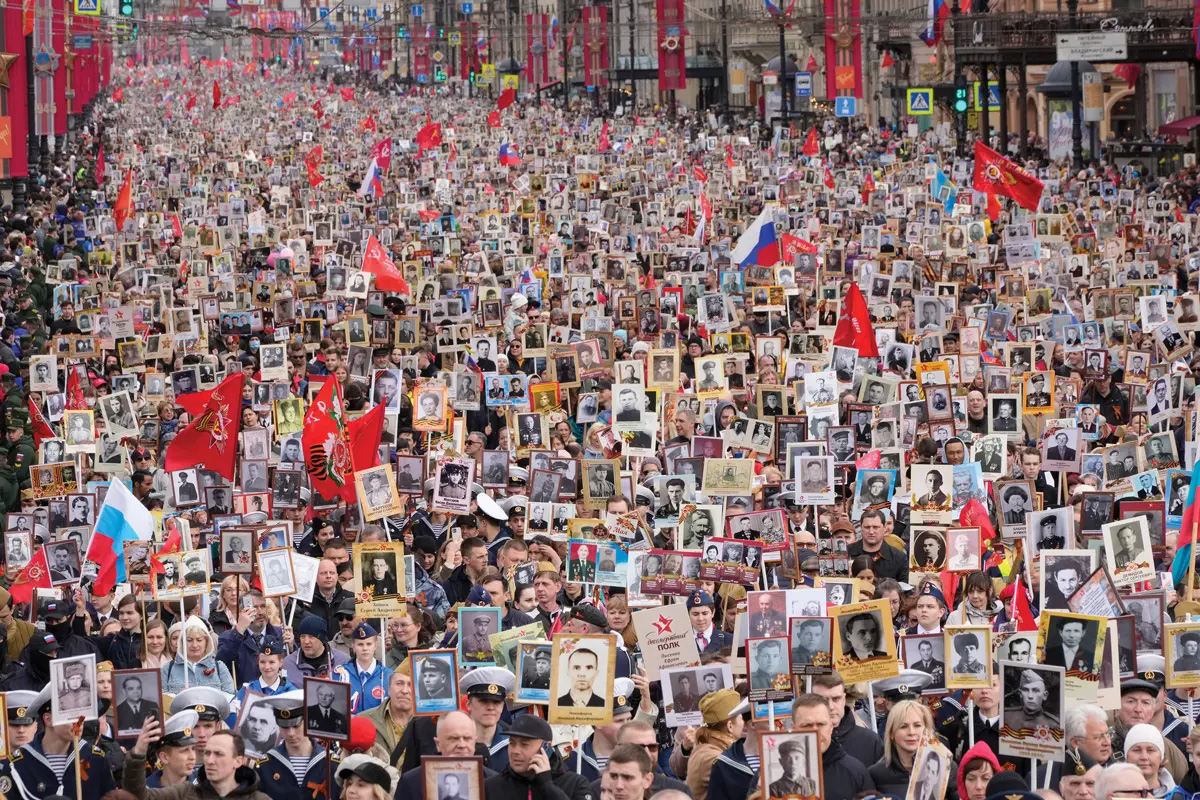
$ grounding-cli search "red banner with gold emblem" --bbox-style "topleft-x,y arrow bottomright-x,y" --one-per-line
527,13 -> 550,88
823,0 -> 861,99
413,26 -> 431,82
655,0 -> 686,91
581,6 -> 608,89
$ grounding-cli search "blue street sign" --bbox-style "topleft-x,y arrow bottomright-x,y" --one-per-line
318,7 -> 328,16
412,4 -> 422,14
461,2 -> 473,13
835,96 -> 857,117
417,74 -> 428,83
795,71 -> 811,97
72,34 -> 94,50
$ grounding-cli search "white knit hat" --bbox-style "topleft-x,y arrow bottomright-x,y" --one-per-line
1124,722 -> 1165,757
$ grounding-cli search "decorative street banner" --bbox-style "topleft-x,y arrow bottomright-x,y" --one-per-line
1,2 -> 30,179
655,0 -> 686,91
581,5 -> 608,89
413,26 -> 431,82
823,0 -> 862,99
32,0 -> 56,137
459,20 -> 478,81
526,13 -> 550,89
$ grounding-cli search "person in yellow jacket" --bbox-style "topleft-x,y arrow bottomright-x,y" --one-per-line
684,689 -> 748,800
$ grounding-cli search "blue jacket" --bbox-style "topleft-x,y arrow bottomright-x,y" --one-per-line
410,562 -> 450,625
347,659 -> 393,713
217,624 -> 285,686
256,744 -> 340,800
7,738 -> 117,800
709,740 -> 756,800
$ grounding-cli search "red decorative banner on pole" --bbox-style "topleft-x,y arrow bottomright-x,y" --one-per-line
413,26 -> 431,82
655,0 -> 686,91
526,13 -> 550,89
824,0 -> 862,98
460,20 -> 475,80
581,6 -> 608,89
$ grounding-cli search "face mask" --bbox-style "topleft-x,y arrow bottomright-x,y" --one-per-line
46,619 -> 71,641
85,398 -> 96,408
249,340 -> 260,351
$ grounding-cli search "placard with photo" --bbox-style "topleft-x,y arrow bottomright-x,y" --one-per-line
662,664 -> 734,727
548,633 -> 617,726
829,599 -> 899,685
944,626 -> 992,689
1040,550 -> 1097,611
257,547 -> 297,598
353,541 -> 406,615
303,678 -> 350,741
411,649 -> 460,715
49,653 -> 98,726
1165,621 -> 1200,688
758,730 -> 823,800
900,633 -> 946,693
1103,516 -> 1154,588
113,668 -> 162,739
1037,610 -> 1107,702
999,661 -> 1066,762
458,606 -> 503,667
788,617 -> 832,676
905,741 -> 953,800
356,463 -> 405,520
422,756 -> 484,800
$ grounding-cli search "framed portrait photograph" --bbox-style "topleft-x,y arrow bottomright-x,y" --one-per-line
999,661 -> 1065,762
179,549 -> 211,595
944,626 -> 992,689
900,633 -> 946,693
548,633 -> 618,726
45,539 -> 81,586
1080,491 -> 1115,534
746,636 -> 791,702
1102,516 -> 1154,588
431,457 -> 474,516
413,384 -> 448,432
458,606 -> 503,667
112,668 -> 163,740
758,729 -> 822,800
257,547 -> 297,598
220,529 -> 254,575
515,640 -> 554,705
303,678 -> 351,741
422,756 -> 484,800
1027,507 -> 1072,559
353,540 -> 406,615
235,690 -> 281,758
50,653 -> 98,726
661,664 -> 733,727
411,649 -> 460,715
4,530 -> 32,570
829,599 -> 898,684
910,527 -> 947,573
356,463 -> 404,521
1040,550 -> 1097,611
1038,610 -> 1106,696
1165,622 -> 1200,688
788,617 -> 832,676
905,742 -> 953,800
30,355 -> 57,392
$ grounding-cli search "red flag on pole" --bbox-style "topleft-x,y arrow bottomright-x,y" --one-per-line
348,401 -> 386,472
302,378 -> 356,504
65,366 -> 87,410
802,128 -> 819,156
149,525 -> 183,577
360,235 -> 410,294
113,169 -> 133,233
212,80 -> 222,110
163,373 -> 245,481
487,110 -> 502,128
185,94 -> 196,111
28,397 -> 54,448
9,546 -> 50,604
415,121 -> 442,153
832,284 -> 879,357
972,140 -> 1045,211
496,87 -> 516,110
94,143 -> 105,187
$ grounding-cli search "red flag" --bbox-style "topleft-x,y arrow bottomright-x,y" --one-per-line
823,166 -> 835,189
370,137 -> 393,170
1112,63 -> 1141,89
802,128 -> 819,156
781,234 -> 817,262
28,398 -> 54,448
693,165 -> 708,183
307,165 -> 325,187
959,498 -> 996,544
725,144 -> 735,169
95,143 -> 105,187
65,366 -> 87,411
598,120 -> 611,153
415,122 -> 442,153
832,284 -> 879,357
185,94 -> 196,111
149,525 -> 182,577
163,373 -> 245,481
972,140 -> 1045,211
361,115 -> 377,133
112,87 -> 124,102
805,54 -> 819,72
487,110 -> 501,128
302,378 -> 356,504
9,546 -> 50,605
987,192 -> 1001,222
212,80 -> 222,110
113,169 -> 133,233
312,100 -> 324,119
174,383 -> 219,418
1011,574 -> 1038,632
881,51 -> 894,68
340,86 -> 356,101
496,87 -> 516,110
360,235 -> 409,294
304,145 -> 323,170
348,401 -> 386,472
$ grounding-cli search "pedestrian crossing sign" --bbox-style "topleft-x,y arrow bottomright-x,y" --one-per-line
73,0 -> 100,15
906,88 -> 933,116
972,80 -> 1001,110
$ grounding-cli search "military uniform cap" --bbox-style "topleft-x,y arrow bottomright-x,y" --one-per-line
170,686 -> 232,721
5,690 -> 37,725
613,677 -> 635,716
874,670 -> 932,702
460,666 -> 515,700
161,710 -> 200,747
352,622 -> 379,640
260,636 -> 286,657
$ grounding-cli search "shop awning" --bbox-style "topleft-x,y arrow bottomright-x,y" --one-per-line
1158,115 -> 1200,138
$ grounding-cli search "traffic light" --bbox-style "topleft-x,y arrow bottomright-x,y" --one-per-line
119,0 -> 133,16
953,74 -> 968,114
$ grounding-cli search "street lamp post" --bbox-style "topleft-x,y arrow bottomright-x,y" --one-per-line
778,21 -> 787,127
1068,0 -> 1083,170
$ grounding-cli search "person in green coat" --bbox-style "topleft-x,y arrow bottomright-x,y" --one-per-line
5,424 -> 34,485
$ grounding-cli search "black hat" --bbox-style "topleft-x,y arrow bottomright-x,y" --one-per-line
337,758 -> 393,792
335,596 -> 357,619
567,603 -> 608,630
506,713 -> 553,741
1063,746 -> 1097,777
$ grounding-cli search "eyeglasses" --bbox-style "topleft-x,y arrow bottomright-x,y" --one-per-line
628,740 -> 659,753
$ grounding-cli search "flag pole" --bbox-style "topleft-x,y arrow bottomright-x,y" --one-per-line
73,725 -> 83,800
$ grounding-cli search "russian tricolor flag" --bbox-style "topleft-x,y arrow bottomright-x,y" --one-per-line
731,206 -> 780,267
920,0 -> 949,45
358,160 -> 383,197
84,479 -> 155,595
499,143 -> 522,166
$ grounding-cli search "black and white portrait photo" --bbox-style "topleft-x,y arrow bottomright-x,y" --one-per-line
304,678 -> 350,740
114,669 -> 162,738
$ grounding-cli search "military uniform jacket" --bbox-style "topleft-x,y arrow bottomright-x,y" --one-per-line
256,745 -> 340,800
7,738 -> 117,800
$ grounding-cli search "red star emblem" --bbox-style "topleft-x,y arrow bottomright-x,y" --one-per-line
652,615 -> 673,634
